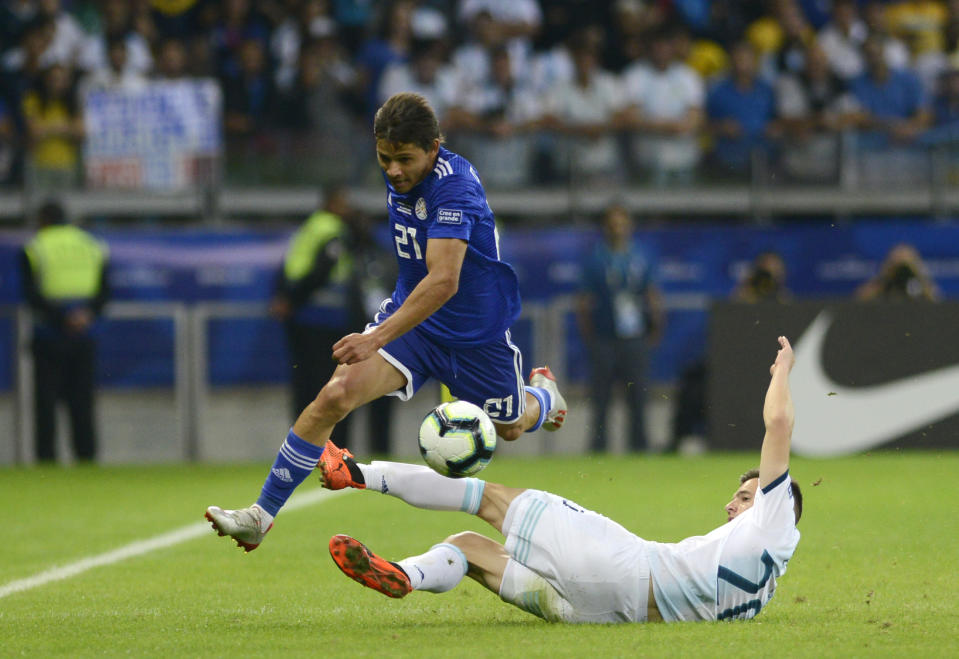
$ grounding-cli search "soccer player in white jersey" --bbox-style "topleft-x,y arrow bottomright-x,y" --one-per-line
205,92 -> 567,553
319,336 -> 802,623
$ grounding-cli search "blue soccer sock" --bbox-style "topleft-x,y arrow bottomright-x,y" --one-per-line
524,385 -> 551,433
255,429 -> 325,517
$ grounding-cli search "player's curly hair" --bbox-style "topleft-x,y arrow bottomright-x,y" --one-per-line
740,468 -> 803,524
373,92 -> 445,152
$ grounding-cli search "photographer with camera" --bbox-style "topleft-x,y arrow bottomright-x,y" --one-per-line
856,243 -> 940,302
733,251 -> 792,303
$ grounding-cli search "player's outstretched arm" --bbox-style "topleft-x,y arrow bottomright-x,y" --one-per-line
759,336 -> 795,488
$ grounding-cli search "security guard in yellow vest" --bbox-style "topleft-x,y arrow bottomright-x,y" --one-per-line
270,187 -> 363,448
20,200 -> 110,462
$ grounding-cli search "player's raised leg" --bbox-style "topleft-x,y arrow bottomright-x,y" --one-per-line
206,354 -> 406,551
320,447 -> 488,513
493,366 -> 568,441
319,443 -> 525,533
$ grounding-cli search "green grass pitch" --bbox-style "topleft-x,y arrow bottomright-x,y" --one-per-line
2,452 -> 958,657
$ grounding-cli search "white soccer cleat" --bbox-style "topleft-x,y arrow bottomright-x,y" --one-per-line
205,504 -> 272,552
529,366 -> 567,431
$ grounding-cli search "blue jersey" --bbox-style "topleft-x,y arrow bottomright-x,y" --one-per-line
384,146 -> 521,347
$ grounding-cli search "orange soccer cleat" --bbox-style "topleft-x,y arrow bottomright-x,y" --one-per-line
318,440 -> 366,490
329,534 -> 412,599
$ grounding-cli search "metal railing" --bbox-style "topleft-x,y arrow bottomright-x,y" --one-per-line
3,297 -> 582,465
2,130 -> 959,225
7,302 -> 191,464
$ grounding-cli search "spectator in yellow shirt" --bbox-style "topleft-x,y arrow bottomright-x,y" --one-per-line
21,63 -> 85,191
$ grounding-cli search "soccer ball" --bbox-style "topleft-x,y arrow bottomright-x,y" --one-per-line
418,401 -> 497,478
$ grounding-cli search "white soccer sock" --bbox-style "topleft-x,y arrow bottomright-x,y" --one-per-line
398,543 -> 468,593
357,461 -> 484,514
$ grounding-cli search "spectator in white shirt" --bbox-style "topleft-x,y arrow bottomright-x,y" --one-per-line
541,32 -> 630,185
270,0 -> 337,93
451,10 -> 512,98
446,45 -> 544,188
528,32 -> 575,96
378,38 -> 459,123
621,27 -> 704,185
37,0 -> 87,68
817,0 -> 870,80
459,0 -> 542,44
79,0 -> 153,76
818,0 -> 911,83
79,34 -> 148,99
459,0 -> 541,82
774,42 -> 855,181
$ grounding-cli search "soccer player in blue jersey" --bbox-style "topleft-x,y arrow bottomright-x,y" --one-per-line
321,337 -> 802,624
206,92 -> 567,551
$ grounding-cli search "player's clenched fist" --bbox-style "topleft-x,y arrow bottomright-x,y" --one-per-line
333,333 -> 380,365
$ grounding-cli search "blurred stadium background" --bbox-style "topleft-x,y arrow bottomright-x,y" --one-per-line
3,0 -> 959,465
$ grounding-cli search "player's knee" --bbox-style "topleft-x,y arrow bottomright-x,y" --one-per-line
444,531 -> 492,564
445,531 -> 508,589
306,379 -> 355,423
495,422 -> 524,442
445,530 -> 480,549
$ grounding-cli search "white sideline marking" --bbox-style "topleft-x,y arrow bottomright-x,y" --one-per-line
0,487 -> 348,600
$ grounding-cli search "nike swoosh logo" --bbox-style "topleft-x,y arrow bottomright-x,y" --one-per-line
791,311 -> 959,456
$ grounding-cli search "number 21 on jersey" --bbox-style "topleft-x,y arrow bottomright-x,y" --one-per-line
394,223 -> 423,260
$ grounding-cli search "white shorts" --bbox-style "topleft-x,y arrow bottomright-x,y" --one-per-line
498,490 -> 651,623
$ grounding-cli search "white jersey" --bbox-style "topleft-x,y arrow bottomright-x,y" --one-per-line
646,471 -> 800,622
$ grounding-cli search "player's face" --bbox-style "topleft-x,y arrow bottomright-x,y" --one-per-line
376,139 -> 440,194
725,478 -> 758,522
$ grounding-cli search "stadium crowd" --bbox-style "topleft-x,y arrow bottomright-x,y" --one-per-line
3,0 -> 959,191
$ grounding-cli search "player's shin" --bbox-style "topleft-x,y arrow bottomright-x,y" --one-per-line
359,461 -> 485,514
255,428 -> 326,516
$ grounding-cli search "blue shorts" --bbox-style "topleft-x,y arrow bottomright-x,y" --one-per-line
367,314 -> 527,423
